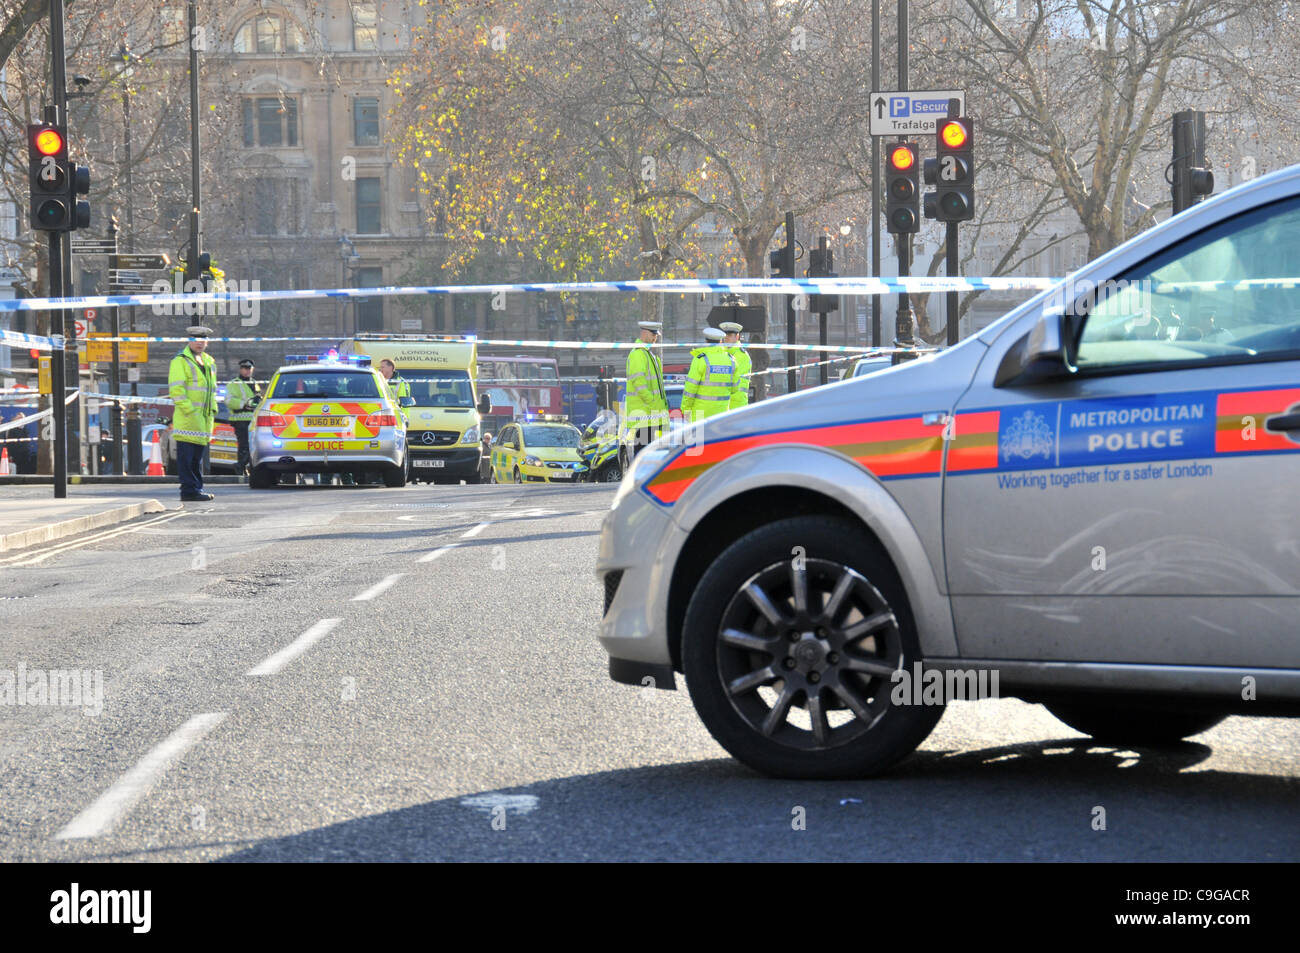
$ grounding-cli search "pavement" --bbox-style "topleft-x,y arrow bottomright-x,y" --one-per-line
0,486 -> 171,553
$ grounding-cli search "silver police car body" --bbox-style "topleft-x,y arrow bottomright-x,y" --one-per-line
248,358 -> 409,489
598,164 -> 1300,778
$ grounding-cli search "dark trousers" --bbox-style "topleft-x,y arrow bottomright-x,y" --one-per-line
233,420 -> 251,473
176,441 -> 205,497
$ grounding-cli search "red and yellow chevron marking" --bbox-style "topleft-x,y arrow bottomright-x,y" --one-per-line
262,400 -> 383,439
644,413 -> 965,505
1215,388 -> 1300,454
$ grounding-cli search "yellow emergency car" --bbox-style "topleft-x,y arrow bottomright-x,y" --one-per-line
248,354 -> 409,489
489,416 -> 587,483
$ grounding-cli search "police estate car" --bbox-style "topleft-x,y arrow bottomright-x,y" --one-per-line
248,354 -> 409,489
598,163 -> 1300,778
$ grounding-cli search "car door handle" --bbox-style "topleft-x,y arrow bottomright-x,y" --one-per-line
1266,412 -> 1300,433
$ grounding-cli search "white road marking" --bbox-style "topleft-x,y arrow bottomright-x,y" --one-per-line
418,542 -> 461,563
0,511 -> 187,567
247,618 -> 342,676
55,712 -> 228,841
351,573 -> 406,602
461,522 -> 491,538
460,793 -> 540,815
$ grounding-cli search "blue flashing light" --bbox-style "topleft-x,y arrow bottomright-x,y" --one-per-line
273,439 -> 283,448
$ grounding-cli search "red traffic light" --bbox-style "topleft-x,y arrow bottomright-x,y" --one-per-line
939,120 -> 968,150
34,128 -> 63,156
29,349 -> 41,360
889,145 -> 916,171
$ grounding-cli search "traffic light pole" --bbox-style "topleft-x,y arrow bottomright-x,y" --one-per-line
946,225 -> 958,347
784,212 -> 797,395
187,0 -> 203,286
47,0 -> 71,496
894,0 -> 914,357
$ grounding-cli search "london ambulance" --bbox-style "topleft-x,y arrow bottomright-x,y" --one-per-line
340,335 -> 492,483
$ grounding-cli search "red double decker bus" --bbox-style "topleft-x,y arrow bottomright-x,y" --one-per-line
477,354 -> 562,433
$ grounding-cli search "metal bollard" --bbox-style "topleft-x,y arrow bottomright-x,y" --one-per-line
126,411 -> 143,475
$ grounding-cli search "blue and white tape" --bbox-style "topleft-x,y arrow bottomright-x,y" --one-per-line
0,274 -> 1058,316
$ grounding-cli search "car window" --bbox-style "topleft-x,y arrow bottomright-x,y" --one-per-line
1076,196 -> 1300,369
270,371 -> 381,398
523,425 -> 579,448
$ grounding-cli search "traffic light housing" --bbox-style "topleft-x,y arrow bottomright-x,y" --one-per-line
70,162 -> 90,230
769,244 -> 792,278
885,142 -> 921,234
1171,110 -> 1213,214
931,117 -> 975,222
806,244 -> 839,313
28,123 -> 72,231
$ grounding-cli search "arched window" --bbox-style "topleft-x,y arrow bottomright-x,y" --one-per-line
233,13 -> 306,53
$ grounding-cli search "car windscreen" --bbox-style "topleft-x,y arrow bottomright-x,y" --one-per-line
404,370 -> 475,408
666,387 -> 683,411
523,425 -> 580,448
270,371 -> 381,399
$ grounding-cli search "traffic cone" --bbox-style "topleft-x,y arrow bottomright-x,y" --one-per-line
0,447 -> 10,476
146,431 -> 165,476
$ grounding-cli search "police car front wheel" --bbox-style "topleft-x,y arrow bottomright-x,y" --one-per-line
681,516 -> 942,779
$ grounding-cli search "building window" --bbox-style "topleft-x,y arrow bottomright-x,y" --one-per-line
351,1 -> 378,50
356,177 -> 382,234
242,97 -> 298,147
354,97 -> 380,145
234,14 -> 306,53
250,179 -> 301,235
356,266 -> 384,331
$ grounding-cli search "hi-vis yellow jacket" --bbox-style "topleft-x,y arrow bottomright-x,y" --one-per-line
682,345 -> 738,422
168,347 -> 217,446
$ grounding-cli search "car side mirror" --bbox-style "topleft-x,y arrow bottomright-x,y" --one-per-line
996,306 -> 1079,386
478,393 -> 492,414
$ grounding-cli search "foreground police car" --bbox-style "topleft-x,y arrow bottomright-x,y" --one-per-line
599,164 -> 1300,778
249,355 -> 408,488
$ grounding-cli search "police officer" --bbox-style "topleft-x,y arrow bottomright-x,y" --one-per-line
378,359 -> 411,402
720,321 -> 751,409
168,325 -> 218,502
681,327 -> 738,424
623,320 -> 668,455
226,358 -> 261,476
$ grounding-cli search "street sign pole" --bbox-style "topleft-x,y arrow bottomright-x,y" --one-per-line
871,0 -> 881,349
894,0 -> 915,358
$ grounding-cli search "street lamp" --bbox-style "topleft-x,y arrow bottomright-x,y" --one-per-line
338,235 -> 361,335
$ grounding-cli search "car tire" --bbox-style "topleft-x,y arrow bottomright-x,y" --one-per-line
1043,701 -> 1225,745
382,463 -> 407,488
681,515 -> 942,779
248,465 -> 275,490
599,460 -> 623,483
513,467 -> 523,484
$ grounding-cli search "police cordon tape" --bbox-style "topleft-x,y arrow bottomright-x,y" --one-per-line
7,272 -> 1300,320
0,389 -> 80,434
0,274 -> 1060,317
